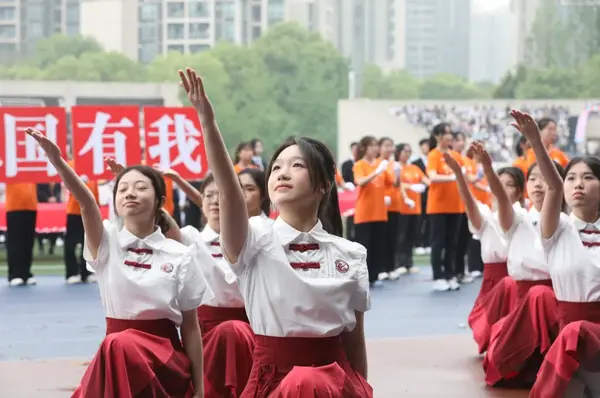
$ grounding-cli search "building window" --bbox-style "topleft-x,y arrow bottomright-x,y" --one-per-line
0,6 -> 16,21
0,25 -> 16,39
252,26 -> 261,40
189,44 -> 210,53
66,3 -> 79,25
139,4 -> 160,22
188,1 -> 209,18
251,5 -> 261,22
139,25 -> 159,43
167,45 -> 185,53
189,22 -> 210,39
167,23 -> 184,40
167,2 -> 184,18
139,42 -> 161,64
26,4 -> 44,20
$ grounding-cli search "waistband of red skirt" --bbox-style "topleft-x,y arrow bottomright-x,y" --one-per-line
253,334 -> 346,367
197,305 -> 248,323
105,317 -> 180,344
516,279 -> 553,297
558,301 -> 600,325
483,262 -> 508,279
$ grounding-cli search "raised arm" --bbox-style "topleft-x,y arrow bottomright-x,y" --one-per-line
511,110 -> 563,239
474,142 -> 513,233
156,167 -> 203,209
179,68 -> 247,262
442,152 -> 483,231
26,128 -> 104,258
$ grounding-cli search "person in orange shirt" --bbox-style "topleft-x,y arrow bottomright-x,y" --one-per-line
233,142 -> 259,174
426,123 -> 465,292
64,165 -> 100,284
513,135 -> 530,177
377,137 -> 403,281
524,117 -> 569,168
353,135 -> 399,287
5,183 -> 38,286
395,143 -> 429,275
451,133 -> 476,286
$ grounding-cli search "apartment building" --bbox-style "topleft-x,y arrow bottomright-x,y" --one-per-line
0,0 -> 79,62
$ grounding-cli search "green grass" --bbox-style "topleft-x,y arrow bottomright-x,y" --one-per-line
0,244 -> 431,277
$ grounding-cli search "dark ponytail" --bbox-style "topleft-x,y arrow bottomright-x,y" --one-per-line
319,184 -> 343,237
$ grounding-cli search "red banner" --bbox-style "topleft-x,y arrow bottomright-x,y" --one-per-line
143,107 -> 208,180
0,191 -> 357,232
71,106 -> 142,180
0,107 -> 68,183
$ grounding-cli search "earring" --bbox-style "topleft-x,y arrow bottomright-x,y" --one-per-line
319,188 -> 326,193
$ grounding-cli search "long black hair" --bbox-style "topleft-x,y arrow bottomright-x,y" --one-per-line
429,122 -> 451,150
238,167 -> 271,217
266,137 -> 343,237
112,165 -> 169,233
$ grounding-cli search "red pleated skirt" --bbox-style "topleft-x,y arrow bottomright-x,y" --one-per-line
483,283 -> 559,387
468,266 -> 518,354
530,301 -> 600,398
241,334 -> 373,398
198,306 -> 255,398
72,318 -> 194,398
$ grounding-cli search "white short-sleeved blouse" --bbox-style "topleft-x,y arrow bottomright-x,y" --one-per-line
180,225 -> 243,308
468,202 -> 509,263
541,213 -> 600,302
504,203 -> 551,281
84,220 -> 214,326
224,216 -> 371,337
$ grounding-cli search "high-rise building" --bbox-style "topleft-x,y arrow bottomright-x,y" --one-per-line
470,7 -> 518,83
404,0 -> 471,79
0,0 -> 80,63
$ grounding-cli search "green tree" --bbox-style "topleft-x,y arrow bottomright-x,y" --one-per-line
515,67 -> 582,99
253,22 -> 349,153
41,52 -> 146,81
361,64 -> 419,99
493,65 -> 528,99
209,42 -> 289,151
418,73 -> 482,99
147,52 -> 196,83
34,34 -> 104,68
575,54 -> 600,98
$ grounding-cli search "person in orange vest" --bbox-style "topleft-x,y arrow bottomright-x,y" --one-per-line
5,183 -> 38,286
524,117 -> 569,168
65,160 -> 100,284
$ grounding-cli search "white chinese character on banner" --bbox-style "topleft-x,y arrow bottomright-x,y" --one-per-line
3,113 -> 60,178
147,114 -> 202,173
77,112 -> 133,175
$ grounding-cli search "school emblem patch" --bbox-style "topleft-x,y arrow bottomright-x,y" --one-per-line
161,263 -> 174,273
335,259 -> 349,274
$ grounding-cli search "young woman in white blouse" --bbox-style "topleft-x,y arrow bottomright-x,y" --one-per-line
26,130 -> 212,398
483,157 -> 565,388
179,68 -> 372,397
442,143 -> 520,354
513,109 -> 600,397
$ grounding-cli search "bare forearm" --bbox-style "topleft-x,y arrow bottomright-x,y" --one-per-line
455,172 -> 483,231
342,332 -> 368,378
172,175 -> 203,208
183,330 -> 204,395
484,168 -> 514,232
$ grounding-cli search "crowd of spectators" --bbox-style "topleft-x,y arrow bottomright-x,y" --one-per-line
390,104 -> 576,162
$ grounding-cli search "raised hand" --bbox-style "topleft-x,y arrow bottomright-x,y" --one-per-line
510,109 -> 540,142
25,128 -> 61,162
179,67 -> 215,123
473,142 -> 493,172
153,164 -> 180,180
105,157 -> 124,176
443,152 -> 462,174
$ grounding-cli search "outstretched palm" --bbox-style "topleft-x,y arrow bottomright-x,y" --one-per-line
25,128 -> 61,162
443,153 -> 462,174
105,157 -> 124,176
473,142 -> 493,171
510,109 -> 540,141
178,67 -> 215,123
153,164 -> 180,179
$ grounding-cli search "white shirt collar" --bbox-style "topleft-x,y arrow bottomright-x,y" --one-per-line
570,213 -> 600,231
272,217 -> 331,246
201,225 -> 220,243
118,226 -> 165,251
